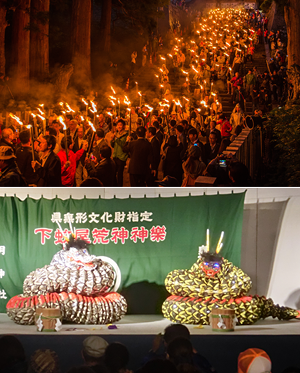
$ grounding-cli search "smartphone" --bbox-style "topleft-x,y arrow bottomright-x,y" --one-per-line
219,159 -> 227,168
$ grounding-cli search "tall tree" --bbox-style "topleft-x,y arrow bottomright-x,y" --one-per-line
284,0 -> 300,69
71,0 -> 91,88
30,0 -> 50,81
100,0 -> 112,53
0,1 -> 8,77
11,0 -> 31,92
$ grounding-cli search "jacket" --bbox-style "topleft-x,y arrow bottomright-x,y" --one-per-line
37,151 -> 62,187
111,131 -> 128,162
58,148 -> 85,187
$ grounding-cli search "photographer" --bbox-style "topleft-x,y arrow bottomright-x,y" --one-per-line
204,154 -> 251,186
85,145 -> 116,186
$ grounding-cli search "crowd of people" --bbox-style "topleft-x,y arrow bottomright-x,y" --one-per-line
0,6 -> 290,187
1,324 -> 298,373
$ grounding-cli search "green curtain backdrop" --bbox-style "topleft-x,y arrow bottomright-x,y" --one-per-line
0,192 -> 245,313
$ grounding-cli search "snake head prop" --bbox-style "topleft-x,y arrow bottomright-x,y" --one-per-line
51,236 -> 98,270
200,252 -> 223,278
198,229 -> 224,278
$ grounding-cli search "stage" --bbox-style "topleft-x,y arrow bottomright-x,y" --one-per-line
1,314 -> 300,373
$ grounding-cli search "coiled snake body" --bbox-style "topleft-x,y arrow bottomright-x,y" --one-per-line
162,232 -> 299,325
7,237 -> 127,325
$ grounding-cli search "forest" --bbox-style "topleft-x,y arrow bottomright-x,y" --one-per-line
0,0 -> 169,106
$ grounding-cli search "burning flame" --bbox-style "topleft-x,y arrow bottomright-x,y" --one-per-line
9,113 -> 22,125
58,116 -> 67,131
66,103 -> 75,113
111,86 -> 116,94
124,96 -> 131,106
88,121 -> 96,132
37,107 -> 44,115
81,98 -> 88,106
145,104 -> 153,112
90,101 -> 97,113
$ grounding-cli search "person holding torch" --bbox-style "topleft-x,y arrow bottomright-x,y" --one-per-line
57,135 -> 88,187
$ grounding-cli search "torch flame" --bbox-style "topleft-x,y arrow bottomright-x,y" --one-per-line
88,121 -> 96,132
66,103 -> 75,113
90,101 -> 97,113
9,113 -> 23,125
58,116 -> 67,131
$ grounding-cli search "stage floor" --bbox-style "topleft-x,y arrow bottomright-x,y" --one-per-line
2,314 -> 300,373
1,313 -> 300,335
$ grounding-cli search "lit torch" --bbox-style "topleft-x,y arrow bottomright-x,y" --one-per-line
31,113 -> 38,138
26,125 -> 35,162
58,116 -> 69,160
81,98 -> 89,117
90,101 -> 97,125
87,121 -> 96,156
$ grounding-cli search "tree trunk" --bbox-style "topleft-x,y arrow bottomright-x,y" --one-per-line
11,0 -> 31,92
54,63 -> 74,101
285,0 -> 300,100
30,0 -> 50,81
285,0 -> 300,69
71,0 -> 91,88
100,0 -> 112,53
0,2 -> 8,77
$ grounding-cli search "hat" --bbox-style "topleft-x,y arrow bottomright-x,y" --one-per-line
0,146 -> 16,160
83,336 -> 109,358
30,349 -> 59,373
238,348 -> 271,373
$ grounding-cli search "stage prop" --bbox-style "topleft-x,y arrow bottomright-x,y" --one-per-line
7,235 -> 127,325
162,230 -> 300,325
0,193 -> 245,315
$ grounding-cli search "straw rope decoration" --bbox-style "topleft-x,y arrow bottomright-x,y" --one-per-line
162,230 -> 300,325
6,222 -> 127,325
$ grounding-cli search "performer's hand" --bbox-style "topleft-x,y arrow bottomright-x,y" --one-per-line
31,161 -> 37,170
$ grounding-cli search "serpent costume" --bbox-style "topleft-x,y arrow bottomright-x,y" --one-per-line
162,231 -> 300,325
7,236 -> 127,325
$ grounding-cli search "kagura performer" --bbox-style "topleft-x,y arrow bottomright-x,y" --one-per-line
7,233 -> 127,325
162,230 -> 300,325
